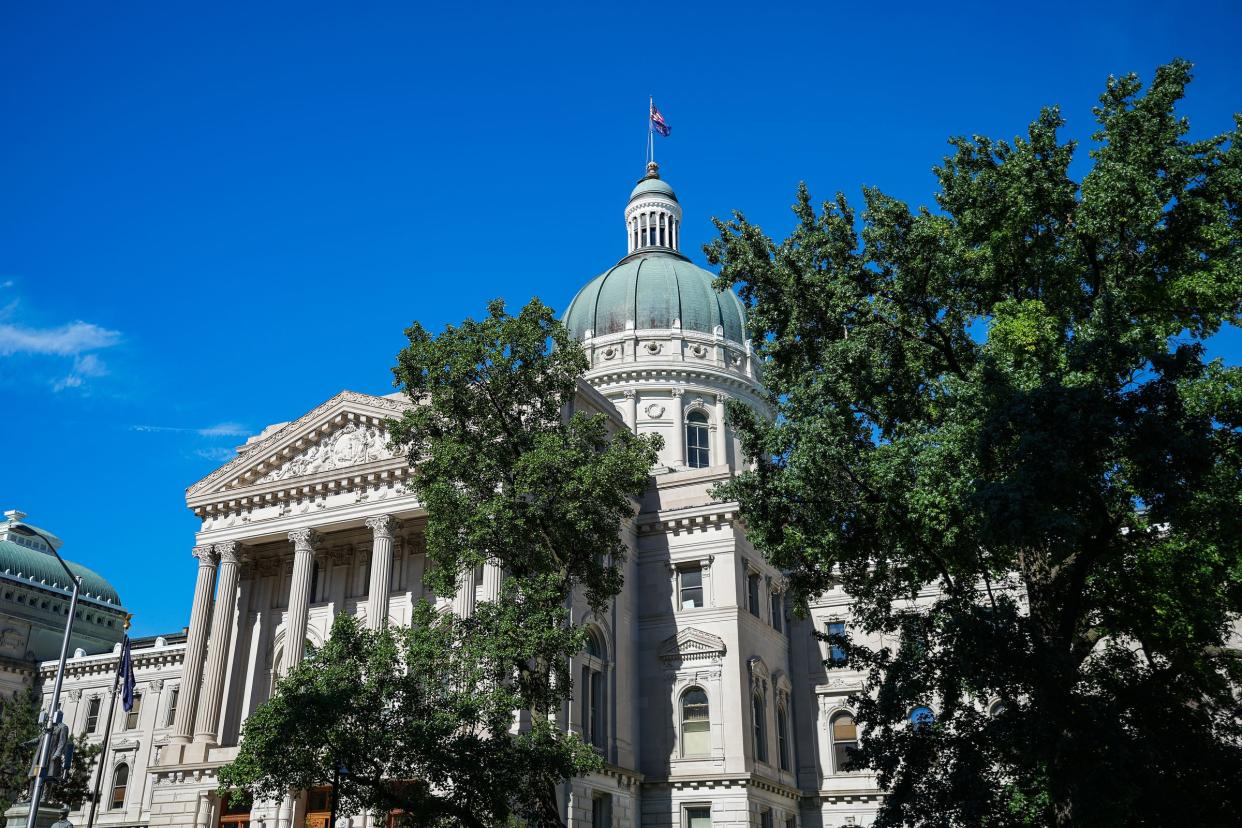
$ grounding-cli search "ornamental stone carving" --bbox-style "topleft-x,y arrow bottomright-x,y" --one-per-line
645,403 -> 665,419
288,528 -> 321,552
259,422 -> 394,483
689,343 -> 707,358
366,514 -> 398,539
601,345 -> 618,360
214,541 -> 241,565
192,545 -> 217,566
643,341 -> 663,355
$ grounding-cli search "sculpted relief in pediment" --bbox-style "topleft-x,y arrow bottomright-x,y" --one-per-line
259,423 -> 396,483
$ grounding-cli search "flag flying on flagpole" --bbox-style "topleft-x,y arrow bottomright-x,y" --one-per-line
650,101 -> 670,137
118,634 -> 136,712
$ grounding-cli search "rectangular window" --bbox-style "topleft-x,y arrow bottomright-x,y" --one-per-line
125,692 -> 143,730
85,697 -> 101,733
679,566 -> 704,609
827,621 -> 848,666
165,687 -> 179,727
685,807 -> 711,828
591,793 -> 612,828
761,810 -> 773,828
747,572 -> 761,617
770,593 -> 782,633
785,818 -> 796,828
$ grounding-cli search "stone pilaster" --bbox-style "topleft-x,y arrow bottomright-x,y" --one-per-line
670,387 -> 685,468
170,545 -> 218,744
623,389 -> 637,432
284,529 -> 320,674
194,541 -> 241,744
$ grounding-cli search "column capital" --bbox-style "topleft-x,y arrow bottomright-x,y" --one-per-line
192,545 -> 218,566
364,514 -> 399,540
623,389 -> 637,399
214,540 -> 242,566
288,528 -> 321,552
671,387 -> 685,398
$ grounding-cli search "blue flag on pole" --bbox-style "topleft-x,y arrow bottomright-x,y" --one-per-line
650,101 -> 671,137
118,635 -> 136,712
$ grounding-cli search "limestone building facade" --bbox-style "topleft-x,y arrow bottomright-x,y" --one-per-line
24,164 -> 884,828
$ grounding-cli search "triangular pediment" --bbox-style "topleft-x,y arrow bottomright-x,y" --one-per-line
658,627 -> 727,662
187,391 -> 412,500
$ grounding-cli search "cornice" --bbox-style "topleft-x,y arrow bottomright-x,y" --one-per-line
636,501 -> 739,536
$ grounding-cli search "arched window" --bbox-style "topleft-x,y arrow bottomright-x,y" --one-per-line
110,763 -> 129,810
641,214 -> 649,247
777,703 -> 791,770
659,213 -> 666,246
680,687 -> 710,757
632,220 -> 638,251
581,627 -> 607,749
830,712 -> 858,772
686,411 -> 710,468
910,705 -> 935,732
752,691 -> 768,762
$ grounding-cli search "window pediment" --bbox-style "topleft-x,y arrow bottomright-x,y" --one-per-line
659,627 -> 726,664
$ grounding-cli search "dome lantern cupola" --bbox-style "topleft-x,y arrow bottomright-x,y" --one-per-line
625,161 -> 682,254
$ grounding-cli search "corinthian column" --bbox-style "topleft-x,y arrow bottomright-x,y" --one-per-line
194,541 -> 242,744
170,545 -> 218,744
365,515 -> 397,630
284,529 -> 320,674
481,561 -> 502,603
453,568 -> 476,617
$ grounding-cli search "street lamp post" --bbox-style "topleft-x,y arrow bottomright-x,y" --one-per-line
12,524 -> 82,828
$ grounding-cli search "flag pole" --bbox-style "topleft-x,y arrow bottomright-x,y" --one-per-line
85,616 -> 130,828
648,96 -> 654,165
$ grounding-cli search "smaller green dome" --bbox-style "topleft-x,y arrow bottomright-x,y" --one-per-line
630,176 -> 678,202
0,539 -> 123,605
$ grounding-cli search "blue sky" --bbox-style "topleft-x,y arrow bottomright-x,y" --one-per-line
2,1 -> 1239,636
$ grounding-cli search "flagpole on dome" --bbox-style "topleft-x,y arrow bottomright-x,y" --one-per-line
648,95 -> 654,166
85,614 -> 133,828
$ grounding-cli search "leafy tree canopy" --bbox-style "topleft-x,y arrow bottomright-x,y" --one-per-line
220,298 -> 659,828
708,60 -> 1241,827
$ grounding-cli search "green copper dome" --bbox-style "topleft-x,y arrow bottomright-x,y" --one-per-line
563,250 -> 748,342
0,539 -> 122,605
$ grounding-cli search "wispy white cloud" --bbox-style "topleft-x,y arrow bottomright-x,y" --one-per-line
132,422 -> 250,438
0,321 -> 121,357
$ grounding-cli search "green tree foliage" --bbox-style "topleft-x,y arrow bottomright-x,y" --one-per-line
0,689 -> 39,825
220,298 -> 659,828
707,61 -> 1241,827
